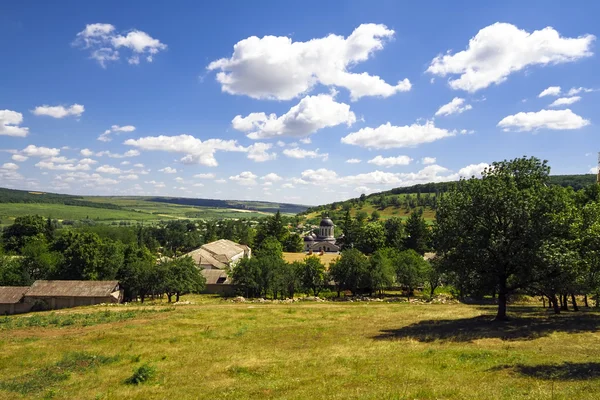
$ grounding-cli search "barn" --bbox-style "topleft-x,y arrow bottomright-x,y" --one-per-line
0,287 -> 31,315
24,280 -> 123,310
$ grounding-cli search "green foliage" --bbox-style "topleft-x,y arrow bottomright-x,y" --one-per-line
365,250 -> 395,295
404,209 -> 430,255
388,249 -> 429,297
300,256 -> 326,296
329,248 -> 370,295
384,217 -> 405,249
125,363 -> 156,385
161,256 -> 206,302
0,255 -> 29,286
356,222 -> 386,254
2,214 -> 47,253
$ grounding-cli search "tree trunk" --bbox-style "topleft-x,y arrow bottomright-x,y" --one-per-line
558,295 -> 563,308
167,293 -> 172,303
584,294 -> 589,308
561,294 -> 569,311
542,295 -> 545,308
140,294 -> 145,303
571,294 -> 579,312
176,292 -> 180,302
496,290 -> 508,321
551,295 -> 560,314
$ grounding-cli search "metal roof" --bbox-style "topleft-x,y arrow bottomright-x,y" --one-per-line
0,286 -> 29,304
320,217 -> 334,227
26,280 -> 120,298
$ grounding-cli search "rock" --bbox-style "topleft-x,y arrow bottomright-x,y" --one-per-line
232,296 -> 246,303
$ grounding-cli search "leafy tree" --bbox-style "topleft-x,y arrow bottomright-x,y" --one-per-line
403,209 -> 430,255
384,217 -> 405,249
365,250 -> 395,295
435,157 -> 571,320
370,210 -> 381,221
283,233 -> 304,253
300,256 -> 326,296
329,248 -> 369,296
231,257 -> 262,298
0,255 -> 29,286
118,245 -> 157,302
274,261 -> 302,299
162,256 -> 206,302
391,249 -> 429,299
356,222 -> 386,255
2,214 -> 47,253
20,237 -> 58,281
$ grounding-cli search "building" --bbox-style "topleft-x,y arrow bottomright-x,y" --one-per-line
304,217 -> 341,253
24,280 -> 122,310
0,286 -> 30,315
184,239 -> 251,269
183,239 -> 251,294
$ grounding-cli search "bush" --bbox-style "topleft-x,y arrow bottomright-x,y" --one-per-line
126,363 -> 156,385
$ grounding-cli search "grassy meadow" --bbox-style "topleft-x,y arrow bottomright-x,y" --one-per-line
1,296 -> 600,399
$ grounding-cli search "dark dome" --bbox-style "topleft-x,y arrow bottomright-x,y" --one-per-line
320,217 -> 334,227
304,235 -> 315,242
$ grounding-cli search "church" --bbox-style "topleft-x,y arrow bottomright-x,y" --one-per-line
303,217 -> 341,253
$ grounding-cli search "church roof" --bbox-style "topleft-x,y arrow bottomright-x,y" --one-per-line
320,217 -> 334,227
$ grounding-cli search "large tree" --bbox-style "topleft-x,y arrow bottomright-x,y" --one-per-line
435,157 -> 570,320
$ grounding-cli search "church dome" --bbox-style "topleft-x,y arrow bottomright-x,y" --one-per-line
320,217 -> 334,227
304,235 -> 315,242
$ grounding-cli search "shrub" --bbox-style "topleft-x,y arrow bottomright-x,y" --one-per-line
125,363 -> 156,385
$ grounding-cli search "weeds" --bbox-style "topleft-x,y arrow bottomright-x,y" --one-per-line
125,364 -> 156,385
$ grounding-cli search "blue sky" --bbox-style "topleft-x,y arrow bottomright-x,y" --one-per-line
1,0 -> 598,205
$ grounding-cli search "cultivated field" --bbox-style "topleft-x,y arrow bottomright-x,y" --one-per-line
282,252 -> 340,265
1,296 -> 599,399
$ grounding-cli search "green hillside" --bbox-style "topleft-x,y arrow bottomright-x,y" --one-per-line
300,174 -> 597,225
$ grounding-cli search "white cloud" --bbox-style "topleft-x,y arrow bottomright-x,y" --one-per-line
1,163 -> 19,171
346,158 -> 361,164
456,163 -> 489,178
35,161 -> 91,171
73,23 -> 166,67
78,158 -> 98,165
159,167 -> 177,174
498,108 -> 590,131
247,142 -> 277,162
261,173 -> 282,182
422,157 -> 436,165
98,124 -> 136,142
118,174 -> 138,180
124,134 -> 246,167
207,23 -> 411,101
95,165 -> 121,174
229,171 -> 258,186
567,87 -> 595,96
367,155 -> 412,167
435,97 -> 472,116
80,148 -> 94,157
427,23 -> 595,92
215,179 -> 227,184
193,183 -> 204,187
57,172 -> 119,186
194,173 -> 215,179
232,94 -> 356,139
299,137 -> 312,144
11,154 -> 28,162
276,141 -> 286,147
282,183 -> 295,189
538,86 -> 561,97
549,96 -> 581,107
133,163 -> 144,168
341,120 -> 455,149
590,167 -> 599,174
0,110 -> 29,137
46,156 -> 76,164
96,150 -> 140,158
283,147 -> 328,161
32,104 -> 85,118
120,161 -> 130,165
21,145 -> 60,158
354,186 -> 371,193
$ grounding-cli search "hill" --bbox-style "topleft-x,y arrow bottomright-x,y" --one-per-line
0,187 -> 308,225
299,174 -> 597,225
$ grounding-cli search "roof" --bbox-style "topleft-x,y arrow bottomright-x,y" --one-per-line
0,287 -> 29,304
304,235 -> 315,241
183,239 -> 249,269
423,252 -> 437,261
201,269 -> 231,285
320,217 -> 334,227
26,280 -> 120,298
186,248 -> 227,269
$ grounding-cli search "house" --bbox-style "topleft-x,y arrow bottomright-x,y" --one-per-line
24,280 -> 122,310
0,286 -> 30,315
184,239 -> 251,269
182,239 -> 251,295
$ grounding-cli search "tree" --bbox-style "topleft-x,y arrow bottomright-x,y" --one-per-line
162,256 -> 206,302
283,233 -> 304,253
300,256 -> 326,296
370,210 -> 381,221
0,255 -> 29,286
404,209 -> 430,255
391,249 -> 429,299
2,214 -> 47,253
274,261 -> 302,299
356,222 -> 386,255
118,245 -> 157,302
20,237 -> 58,281
329,248 -> 369,296
365,250 -> 394,295
384,217 -> 405,249
231,257 -> 262,298
435,157 -> 571,320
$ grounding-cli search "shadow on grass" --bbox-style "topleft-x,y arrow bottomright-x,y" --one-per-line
373,310 -> 600,342
491,362 -> 600,380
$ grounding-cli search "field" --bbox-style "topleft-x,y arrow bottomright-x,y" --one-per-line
1,297 -> 600,399
282,252 -> 340,266
303,203 -> 436,223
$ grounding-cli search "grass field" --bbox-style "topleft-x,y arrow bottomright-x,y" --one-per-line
303,204 -> 436,223
282,252 -> 340,266
1,296 -> 600,399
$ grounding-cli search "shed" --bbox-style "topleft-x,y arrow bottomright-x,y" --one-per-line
201,269 -> 234,296
24,280 -> 123,310
0,286 -> 31,315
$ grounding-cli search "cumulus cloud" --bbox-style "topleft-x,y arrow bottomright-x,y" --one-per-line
78,158 -> 98,165
207,23 -> 411,101
232,94 -> 356,139
261,173 -> 282,182
283,147 -> 328,161
341,120 -> 455,149
456,163 -> 489,178
98,124 -> 136,142
281,183 -> 295,189
96,165 -> 122,174
549,96 -> 581,107
56,172 -> 119,186
435,97 -> 472,116
32,104 -> 85,118
229,171 -> 258,186
80,148 -> 94,157
194,173 -> 215,179
21,145 -> 60,158
427,23 -> 595,92
35,161 -> 91,171
247,143 -> 277,162
11,154 -> 28,162
422,157 -> 436,165
73,23 -> 167,67
159,167 -> 177,174
367,155 -> 412,167
96,150 -> 140,158
0,110 -> 29,137
118,174 -> 139,180
346,158 -> 362,164
590,167 -> 599,174
538,86 -> 561,97
567,87 -> 595,96
497,108 -> 590,131
125,134 -> 246,167
1,163 -> 19,171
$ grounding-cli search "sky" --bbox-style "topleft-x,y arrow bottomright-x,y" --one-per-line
1,0 -> 599,206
